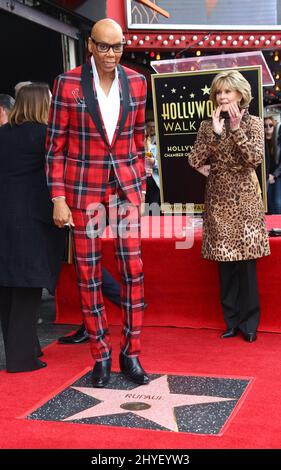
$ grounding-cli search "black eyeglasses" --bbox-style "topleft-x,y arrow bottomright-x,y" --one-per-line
90,37 -> 125,53
264,124 -> 274,128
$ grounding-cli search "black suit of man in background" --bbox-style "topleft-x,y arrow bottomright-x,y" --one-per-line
58,267 -> 121,344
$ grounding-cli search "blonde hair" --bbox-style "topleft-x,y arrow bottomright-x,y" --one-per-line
14,81 -> 32,97
209,70 -> 252,109
264,115 -> 277,127
9,83 -> 50,126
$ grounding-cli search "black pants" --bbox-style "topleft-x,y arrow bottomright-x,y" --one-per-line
145,177 -> 160,205
0,286 -> 42,372
218,260 -> 260,334
102,267 -> 121,307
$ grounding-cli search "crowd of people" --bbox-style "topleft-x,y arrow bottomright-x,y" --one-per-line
0,17 -> 274,387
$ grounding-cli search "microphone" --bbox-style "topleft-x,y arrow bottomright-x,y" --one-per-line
175,32 -> 214,59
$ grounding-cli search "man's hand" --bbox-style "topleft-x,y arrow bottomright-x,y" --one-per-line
53,198 -> 74,228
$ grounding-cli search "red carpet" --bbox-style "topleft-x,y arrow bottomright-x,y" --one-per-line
55,215 -> 281,333
0,326 -> 281,449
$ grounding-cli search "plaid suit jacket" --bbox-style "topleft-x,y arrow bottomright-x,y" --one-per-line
46,62 -> 147,208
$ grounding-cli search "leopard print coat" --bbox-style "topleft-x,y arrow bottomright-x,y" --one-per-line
188,112 -> 270,261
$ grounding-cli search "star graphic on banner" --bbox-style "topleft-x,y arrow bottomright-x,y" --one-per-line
164,83 -> 168,87
171,88 -> 176,93
201,85 -> 211,95
161,94 -> 165,98
190,92 -> 195,98
180,95 -> 183,99
183,86 -> 186,90
63,375 -> 234,432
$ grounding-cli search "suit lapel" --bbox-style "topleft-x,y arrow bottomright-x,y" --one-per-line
81,62 -> 130,148
81,62 -> 109,147
111,64 -> 130,146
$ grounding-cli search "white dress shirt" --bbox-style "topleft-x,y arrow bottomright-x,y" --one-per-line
91,56 -> 120,145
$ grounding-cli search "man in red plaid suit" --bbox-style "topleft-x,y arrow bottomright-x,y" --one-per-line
46,18 -> 149,387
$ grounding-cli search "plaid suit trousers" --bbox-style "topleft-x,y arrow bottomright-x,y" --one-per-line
71,179 -> 144,361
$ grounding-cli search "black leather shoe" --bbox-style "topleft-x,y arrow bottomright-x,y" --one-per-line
243,332 -> 257,342
92,358 -> 111,388
220,328 -> 238,339
58,325 -> 89,344
7,359 -> 47,373
119,354 -> 149,385
37,360 -> 47,369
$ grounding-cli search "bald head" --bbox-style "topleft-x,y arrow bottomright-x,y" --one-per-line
91,19 -> 123,41
88,18 -> 124,77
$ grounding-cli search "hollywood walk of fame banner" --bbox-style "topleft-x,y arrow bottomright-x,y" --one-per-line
151,66 -> 266,213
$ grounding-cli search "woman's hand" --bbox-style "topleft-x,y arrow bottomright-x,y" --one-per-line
212,105 -> 224,135
197,165 -> 210,177
228,103 -> 245,131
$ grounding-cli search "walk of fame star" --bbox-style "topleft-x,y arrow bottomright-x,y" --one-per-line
64,375 -> 234,432
26,372 -> 251,435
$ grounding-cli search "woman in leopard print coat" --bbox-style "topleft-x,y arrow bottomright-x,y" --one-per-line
188,70 -> 270,343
